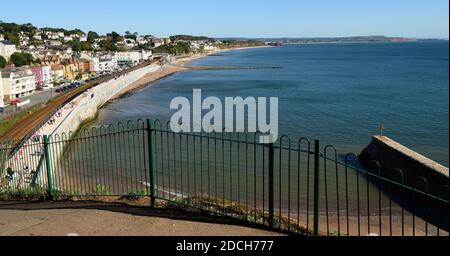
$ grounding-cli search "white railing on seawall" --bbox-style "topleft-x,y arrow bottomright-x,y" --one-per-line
5,64 -> 160,190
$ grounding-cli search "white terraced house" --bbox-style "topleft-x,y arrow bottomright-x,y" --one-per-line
42,65 -> 53,84
0,40 -> 17,60
113,50 -> 152,67
1,68 -> 36,102
0,71 -> 4,109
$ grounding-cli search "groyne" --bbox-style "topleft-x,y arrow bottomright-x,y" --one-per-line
360,135 -> 449,199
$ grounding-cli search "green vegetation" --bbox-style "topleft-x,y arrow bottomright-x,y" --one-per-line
152,42 -> 191,55
9,52 -> 35,67
218,40 -> 265,49
0,184 -> 48,200
107,31 -> 122,43
95,184 -> 112,195
125,31 -> 138,40
0,104 -> 44,138
67,40 -> 92,51
170,35 -> 213,42
0,21 -> 36,46
87,31 -> 99,42
0,55 -> 6,68
124,189 -> 147,199
99,38 -> 118,51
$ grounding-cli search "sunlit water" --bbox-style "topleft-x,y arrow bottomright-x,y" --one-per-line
91,42 -> 449,166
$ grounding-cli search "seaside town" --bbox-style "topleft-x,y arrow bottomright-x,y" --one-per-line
0,1 -> 448,240
0,21 -> 263,113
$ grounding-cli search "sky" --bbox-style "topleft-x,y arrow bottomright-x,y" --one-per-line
1,0 -> 448,39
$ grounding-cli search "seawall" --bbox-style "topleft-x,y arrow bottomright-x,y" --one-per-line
360,135 -> 449,199
5,64 -> 160,189
51,64 -> 159,138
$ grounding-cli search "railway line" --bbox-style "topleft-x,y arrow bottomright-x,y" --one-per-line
0,59 -> 157,142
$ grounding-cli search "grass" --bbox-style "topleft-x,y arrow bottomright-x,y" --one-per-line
0,184 -> 48,200
0,104 -> 44,137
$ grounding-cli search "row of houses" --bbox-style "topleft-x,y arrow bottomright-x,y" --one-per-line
0,49 -> 153,108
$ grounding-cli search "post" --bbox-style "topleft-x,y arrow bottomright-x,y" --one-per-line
313,139 -> 320,236
43,135 -> 53,199
147,118 -> 156,208
268,142 -> 275,228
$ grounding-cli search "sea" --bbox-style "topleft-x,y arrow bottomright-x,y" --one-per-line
90,42 -> 449,166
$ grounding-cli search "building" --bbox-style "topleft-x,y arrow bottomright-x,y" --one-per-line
42,65 -> 52,84
0,71 -> 4,109
150,38 -> 164,48
112,50 -> 152,68
63,35 -> 73,42
140,50 -> 152,61
77,59 -> 92,74
62,60 -> 79,80
1,68 -> 36,102
0,40 -> 17,60
40,51 -> 64,65
97,57 -> 117,73
113,51 -> 141,67
30,66 -> 44,89
51,65 -> 64,82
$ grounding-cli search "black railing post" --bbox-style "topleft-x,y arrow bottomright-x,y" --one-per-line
147,118 -> 156,208
268,141 -> 275,228
43,135 -> 53,200
313,139 -> 320,236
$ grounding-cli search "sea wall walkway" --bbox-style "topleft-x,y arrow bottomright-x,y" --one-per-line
6,64 -> 160,189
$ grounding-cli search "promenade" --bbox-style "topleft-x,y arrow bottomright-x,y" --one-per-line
0,201 -> 282,236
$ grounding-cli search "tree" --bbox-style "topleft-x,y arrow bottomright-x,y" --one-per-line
4,33 -> 19,46
107,31 -> 121,43
99,39 -> 118,51
81,42 -> 93,51
68,40 -> 82,51
87,31 -> 99,42
0,55 -> 6,68
10,52 -> 34,67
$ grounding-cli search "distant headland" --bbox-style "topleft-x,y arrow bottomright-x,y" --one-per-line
217,35 -> 448,45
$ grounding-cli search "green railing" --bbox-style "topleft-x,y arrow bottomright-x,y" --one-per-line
0,119 -> 448,236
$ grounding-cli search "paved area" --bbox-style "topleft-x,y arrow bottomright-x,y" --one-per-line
0,89 -> 61,119
0,201 -> 283,236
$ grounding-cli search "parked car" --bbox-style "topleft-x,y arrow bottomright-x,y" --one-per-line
42,84 -> 54,90
10,99 -> 22,105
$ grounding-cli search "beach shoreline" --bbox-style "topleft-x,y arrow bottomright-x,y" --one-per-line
109,45 -> 273,100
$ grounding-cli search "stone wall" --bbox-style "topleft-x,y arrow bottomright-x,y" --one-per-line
360,136 -> 449,199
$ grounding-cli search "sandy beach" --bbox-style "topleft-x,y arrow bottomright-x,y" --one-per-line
111,45 -> 273,99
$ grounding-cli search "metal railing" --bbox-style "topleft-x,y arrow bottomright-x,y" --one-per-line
0,119 -> 448,236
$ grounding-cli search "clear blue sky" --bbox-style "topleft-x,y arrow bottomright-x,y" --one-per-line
1,0 -> 448,38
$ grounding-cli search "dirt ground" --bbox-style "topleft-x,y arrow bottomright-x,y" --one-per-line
0,201 -> 283,236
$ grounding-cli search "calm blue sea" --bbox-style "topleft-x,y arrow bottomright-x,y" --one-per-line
93,42 -> 449,166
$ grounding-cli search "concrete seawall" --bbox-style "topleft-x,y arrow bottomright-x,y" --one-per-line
51,64 -> 159,137
5,64 -> 160,189
360,136 -> 449,199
